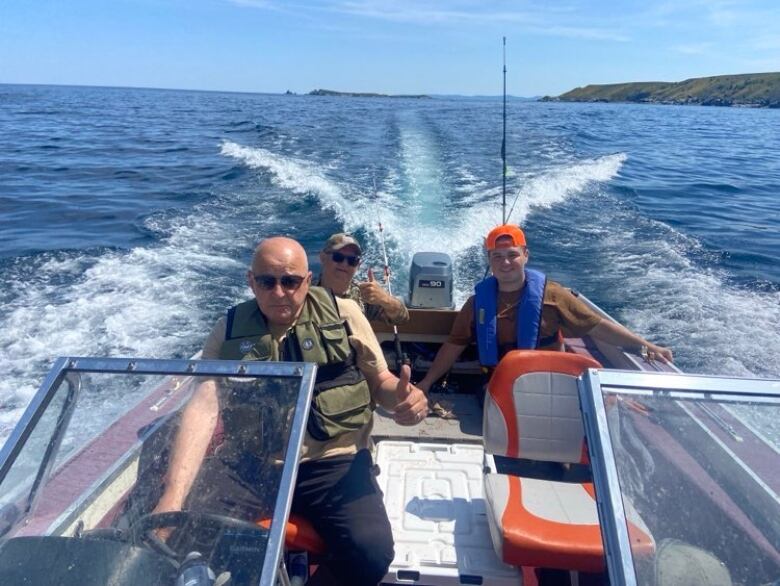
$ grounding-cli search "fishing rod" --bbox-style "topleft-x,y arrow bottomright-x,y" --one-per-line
373,178 -> 406,372
504,189 -> 525,225
484,38 -> 510,280
501,35 -> 508,225
501,38 -> 524,226
377,220 -> 406,372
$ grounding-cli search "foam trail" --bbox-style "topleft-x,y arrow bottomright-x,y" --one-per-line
403,153 -> 623,251
381,153 -> 627,303
0,196 -> 279,441
609,228 -> 780,444
580,202 -> 780,379
505,153 -> 627,223
221,143 -> 626,296
222,143 -> 627,303
453,165 -> 489,194
221,141 -> 407,273
221,141 -> 375,232
398,115 -> 446,225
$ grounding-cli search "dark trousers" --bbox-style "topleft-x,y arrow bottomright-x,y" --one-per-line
291,449 -> 394,586
187,448 -> 394,586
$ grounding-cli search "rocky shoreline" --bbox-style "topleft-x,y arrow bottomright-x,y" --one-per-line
542,72 -> 780,108
306,89 -> 430,99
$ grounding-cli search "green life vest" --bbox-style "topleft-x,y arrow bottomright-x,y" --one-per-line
218,287 -> 372,442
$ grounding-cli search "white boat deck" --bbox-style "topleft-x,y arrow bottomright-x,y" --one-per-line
373,392 -> 484,444
376,440 -> 521,586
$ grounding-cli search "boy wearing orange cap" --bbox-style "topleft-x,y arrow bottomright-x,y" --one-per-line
417,224 -> 672,393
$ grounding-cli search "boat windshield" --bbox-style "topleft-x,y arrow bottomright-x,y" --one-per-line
0,357 -> 315,586
580,369 -> 780,586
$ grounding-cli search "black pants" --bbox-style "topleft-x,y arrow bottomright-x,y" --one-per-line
187,448 -> 394,586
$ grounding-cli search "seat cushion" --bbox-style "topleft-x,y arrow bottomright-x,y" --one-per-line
484,371 -> 586,462
484,350 -> 602,464
256,514 -> 326,555
484,473 -> 654,572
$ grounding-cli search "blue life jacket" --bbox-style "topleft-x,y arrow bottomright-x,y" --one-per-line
474,269 -> 547,367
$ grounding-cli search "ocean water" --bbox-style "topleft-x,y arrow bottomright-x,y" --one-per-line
1,84 -> 779,439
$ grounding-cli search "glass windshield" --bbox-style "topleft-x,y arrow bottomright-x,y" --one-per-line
581,370 -> 780,586
0,358 -> 314,586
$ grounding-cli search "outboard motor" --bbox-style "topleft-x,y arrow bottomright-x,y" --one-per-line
408,252 -> 454,309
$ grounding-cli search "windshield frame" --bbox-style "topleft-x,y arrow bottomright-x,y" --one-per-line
0,356 -> 317,585
578,368 -> 780,586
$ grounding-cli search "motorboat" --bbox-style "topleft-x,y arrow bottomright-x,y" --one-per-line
0,251 -> 778,586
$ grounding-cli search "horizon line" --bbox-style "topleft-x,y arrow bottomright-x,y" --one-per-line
0,81 -> 543,100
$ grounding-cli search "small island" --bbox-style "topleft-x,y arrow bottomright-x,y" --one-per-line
308,89 -> 430,99
542,72 -> 780,108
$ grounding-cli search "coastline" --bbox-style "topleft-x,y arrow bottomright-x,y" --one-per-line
542,72 -> 780,109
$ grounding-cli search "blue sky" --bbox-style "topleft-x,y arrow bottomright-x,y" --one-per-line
1,0 -> 778,96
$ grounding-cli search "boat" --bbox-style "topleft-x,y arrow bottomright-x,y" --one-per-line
0,250 -> 778,585
4,37 -> 777,586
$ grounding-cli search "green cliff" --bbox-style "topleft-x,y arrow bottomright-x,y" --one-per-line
308,89 -> 430,99
544,73 -> 780,108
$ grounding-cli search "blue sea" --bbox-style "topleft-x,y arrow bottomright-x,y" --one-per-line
1,84 -> 779,438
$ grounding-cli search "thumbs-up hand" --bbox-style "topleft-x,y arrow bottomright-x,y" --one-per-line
357,267 -> 390,306
392,364 -> 429,426
396,363 -> 412,399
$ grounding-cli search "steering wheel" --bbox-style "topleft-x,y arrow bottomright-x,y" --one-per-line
129,511 -> 268,562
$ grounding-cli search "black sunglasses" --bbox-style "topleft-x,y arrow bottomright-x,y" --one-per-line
329,251 -> 361,267
253,274 -> 307,291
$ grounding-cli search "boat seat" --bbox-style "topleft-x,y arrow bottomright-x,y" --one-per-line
257,514 -> 327,555
482,350 -> 654,572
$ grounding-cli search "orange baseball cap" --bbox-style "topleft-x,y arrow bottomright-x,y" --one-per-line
485,224 -> 527,250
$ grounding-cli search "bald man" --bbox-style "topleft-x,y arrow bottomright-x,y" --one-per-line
154,236 -> 428,586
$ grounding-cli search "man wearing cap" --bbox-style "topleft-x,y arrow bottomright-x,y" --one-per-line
417,224 -> 673,393
317,233 -> 409,325
153,237 -> 428,586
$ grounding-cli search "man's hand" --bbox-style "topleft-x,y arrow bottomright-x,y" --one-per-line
589,320 -> 674,366
148,495 -> 182,542
357,268 -> 393,308
643,343 -> 673,364
392,364 -> 429,425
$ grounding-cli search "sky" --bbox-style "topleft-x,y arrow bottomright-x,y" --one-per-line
1,0 -> 779,97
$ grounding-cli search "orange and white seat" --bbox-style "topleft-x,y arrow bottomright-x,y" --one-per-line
482,350 -> 654,572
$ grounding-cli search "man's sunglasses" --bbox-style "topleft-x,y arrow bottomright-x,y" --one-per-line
253,274 -> 307,291
328,251 -> 361,267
